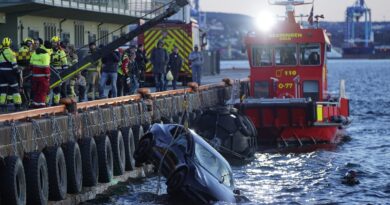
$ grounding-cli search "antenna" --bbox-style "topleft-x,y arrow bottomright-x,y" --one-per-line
268,0 -> 313,16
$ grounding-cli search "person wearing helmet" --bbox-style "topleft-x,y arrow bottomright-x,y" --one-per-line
0,37 -> 23,109
29,38 -> 51,108
17,37 -> 34,106
150,40 -> 169,92
50,36 -> 69,105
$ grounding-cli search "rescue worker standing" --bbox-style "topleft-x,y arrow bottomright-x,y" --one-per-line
167,46 -> 182,90
99,50 -> 120,98
50,36 -> 69,105
136,44 -> 148,87
0,37 -> 23,109
150,40 -> 169,92
117,49 -> 130,96
17,38 -> 34,105
86,42 -> 101,101
188,45 -> 203,85
127,51 -> 139,94
29,38 -> 51,108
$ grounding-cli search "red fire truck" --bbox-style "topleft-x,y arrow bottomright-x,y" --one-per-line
138,20 -> 206,85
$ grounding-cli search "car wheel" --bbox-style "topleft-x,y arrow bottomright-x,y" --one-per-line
133,133 -> 154,165
166,165 -> 188,195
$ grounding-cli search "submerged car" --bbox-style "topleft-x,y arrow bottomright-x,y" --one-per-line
134,123 -> 240,204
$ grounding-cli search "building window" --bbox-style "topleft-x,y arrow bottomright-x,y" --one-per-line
88,33 -> 97,44
99,29 -> 109,46
44,22 -> 57,41
61,32 -> 70,44
28,29 -> 39,40
74,22 -> 85,48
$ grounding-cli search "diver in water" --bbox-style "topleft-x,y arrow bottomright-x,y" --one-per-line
342,170 -> 360,186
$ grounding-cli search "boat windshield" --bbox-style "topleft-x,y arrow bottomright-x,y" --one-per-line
300,43 -> 321,65
252,46 -> 273,67
275,44 -> 297,66
194,142 -> 233,187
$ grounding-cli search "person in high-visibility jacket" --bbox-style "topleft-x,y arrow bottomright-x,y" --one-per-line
50,36 -> 69,105
29,38 -> 51,108
86,42 -> 102,101
0,37 -> 22,108
117,48 -> 130,96
17,37 -> 34,105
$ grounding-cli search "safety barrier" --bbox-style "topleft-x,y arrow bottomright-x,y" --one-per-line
0,80 -> 236,205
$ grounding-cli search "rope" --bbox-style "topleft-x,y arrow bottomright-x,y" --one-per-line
120,104 -> 132,128
67,113 -> 76,141
9,122 -> 25,156
31,119 -> 47,147
110,105 -> 119,129
97,106 -> 107,134
141,100 -> 151,125
50,116 -> 63,146
82,110 -> 92,138
156,124 -> 189,195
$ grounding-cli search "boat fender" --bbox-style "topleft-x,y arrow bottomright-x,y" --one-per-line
43,146 -> 67,200
235,114 -> 252,136
121,127 -> 136,171
109,130 -> 126,176
1,156 -> 27,205
79,137 -> 99,187
95,135 -> 113,183
62,141 -> 83,194
24,151 -> 49,205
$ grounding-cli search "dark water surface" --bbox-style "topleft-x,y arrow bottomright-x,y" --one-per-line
88,60 -> 390,204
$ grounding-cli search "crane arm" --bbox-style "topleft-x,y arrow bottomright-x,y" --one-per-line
50,0 -> 189,89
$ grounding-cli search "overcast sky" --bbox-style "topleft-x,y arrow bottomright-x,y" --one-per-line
200,0 -> 389,22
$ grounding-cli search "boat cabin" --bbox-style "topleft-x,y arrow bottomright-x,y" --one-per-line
245,7 -> 331,102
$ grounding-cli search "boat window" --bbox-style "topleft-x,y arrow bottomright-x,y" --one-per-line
300,43 -> 321,65
194,142 -> 233,187
254,81 -> 269,98
303,80 -> 319,100
275,44 -> 297,66
252,46 -> 273,67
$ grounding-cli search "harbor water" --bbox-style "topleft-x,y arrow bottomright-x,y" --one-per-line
85,60 -> 390,204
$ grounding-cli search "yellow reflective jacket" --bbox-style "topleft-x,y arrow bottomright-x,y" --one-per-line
51,48 -> 68,69
0,47 -> 17,69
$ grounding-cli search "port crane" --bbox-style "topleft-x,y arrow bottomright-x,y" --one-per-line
344,0 -> 373,49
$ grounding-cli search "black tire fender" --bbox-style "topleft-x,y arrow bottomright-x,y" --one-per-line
62,141 -> 83,194
133,133 -> 154,165
132,125 -> 145,150
109,130 -> 126,176
79,137 -> 99,187
95,135 -> 113,183
121,127 -> 136,171
1,156 -> 27,205
23,151 -> 49,205
43,146 -> 67,201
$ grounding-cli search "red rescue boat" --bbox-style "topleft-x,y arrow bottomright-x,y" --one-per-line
236,0 -> 350,147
